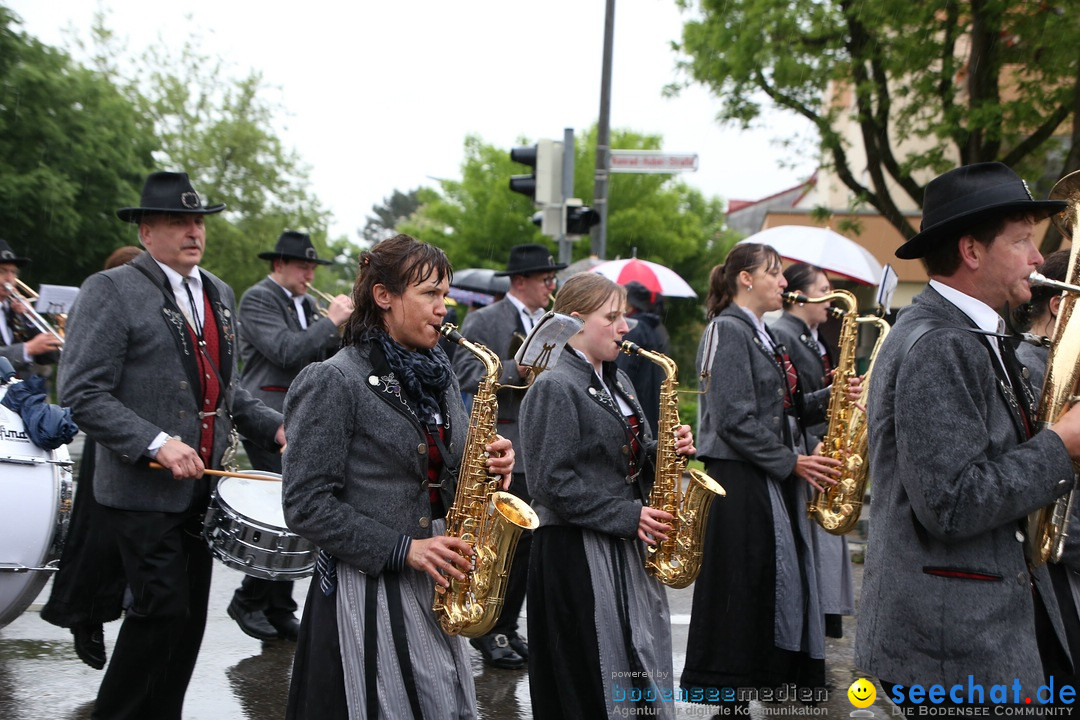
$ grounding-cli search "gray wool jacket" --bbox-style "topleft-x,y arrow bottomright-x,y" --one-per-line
695,305 -> 828,476
238,276 -> 340,413
769,311 -> 832,443
855,284 -> 1074,691
59,251 -> 282,513
519,348 -> 657,536
281,342 -> 468,575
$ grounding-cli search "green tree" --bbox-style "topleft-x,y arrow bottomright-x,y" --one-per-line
672,0 -> 1080,248
0,6 -> 156,287
361,189 -> 423,248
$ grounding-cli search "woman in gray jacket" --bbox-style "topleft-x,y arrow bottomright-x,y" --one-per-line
281,234 -> 515,720
520,272 -> 695,720
681,243 -> 841,708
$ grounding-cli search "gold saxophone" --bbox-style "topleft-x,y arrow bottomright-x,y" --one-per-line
619,340 -> 725,588
1026,170 -> 1080,567
783,290 -> 890,535
432,324 -> 539,636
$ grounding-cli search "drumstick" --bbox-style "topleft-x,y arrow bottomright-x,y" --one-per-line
148,462 -> 281,482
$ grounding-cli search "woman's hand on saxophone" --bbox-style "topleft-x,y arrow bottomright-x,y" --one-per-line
638,506 -> 674,546
407,535 -> 475,588
795,453 -> 841,493
674,423 -> 696,456
846,375 -> 864,403
485,434 -> 515,489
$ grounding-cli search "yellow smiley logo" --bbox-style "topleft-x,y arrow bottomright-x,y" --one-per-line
848,678 -> 876,708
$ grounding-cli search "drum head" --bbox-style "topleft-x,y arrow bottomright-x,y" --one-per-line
216,473 -> 287,528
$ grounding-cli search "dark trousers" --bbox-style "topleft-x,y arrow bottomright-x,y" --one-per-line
93,507 -> 212,720
234,437 -> 295,617
493,470 -> 530,637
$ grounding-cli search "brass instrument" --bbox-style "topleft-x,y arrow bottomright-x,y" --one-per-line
1025,170 -> 1080,566
432,324 -> 539,637
4,281 -> 64,347
304,282 -> 338,318
784,290 -> 890,535
619,340 -> 725,588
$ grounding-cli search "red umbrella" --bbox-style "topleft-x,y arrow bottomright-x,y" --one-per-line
590,258 -> 697,298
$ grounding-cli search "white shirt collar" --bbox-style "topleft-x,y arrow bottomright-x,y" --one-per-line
505,292 -> 544,330
929,279 -> 1003,335
153,258 -> 201,294
735,302 -> 777,351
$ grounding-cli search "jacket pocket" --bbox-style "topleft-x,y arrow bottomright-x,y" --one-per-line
922,566 -> 1003,582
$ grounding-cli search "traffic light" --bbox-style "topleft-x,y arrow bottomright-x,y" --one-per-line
565,200 -> 600,236
509,139 -> 563,206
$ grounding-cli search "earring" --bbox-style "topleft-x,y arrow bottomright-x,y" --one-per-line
747,284 -> 753,292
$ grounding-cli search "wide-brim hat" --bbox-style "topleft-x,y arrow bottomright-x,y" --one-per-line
494,243 -> 568,276
257,230 -> 331,265
896,162 -> 1065,260
0,239 -> 30,267
116,171 -> 226,224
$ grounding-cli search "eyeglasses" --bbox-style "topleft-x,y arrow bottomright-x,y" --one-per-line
540,275 -> 557,286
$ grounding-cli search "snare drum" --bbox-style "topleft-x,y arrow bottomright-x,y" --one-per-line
203,472 -> 315,580
0,382 -> 73,628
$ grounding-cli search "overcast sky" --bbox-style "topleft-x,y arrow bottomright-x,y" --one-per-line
7,0 -> 819,241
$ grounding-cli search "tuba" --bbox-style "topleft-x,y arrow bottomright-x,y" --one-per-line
432,324 -> 539,636
783,290 -> 890,535
1025,170 -> 1080,567
619,340 -> 725,588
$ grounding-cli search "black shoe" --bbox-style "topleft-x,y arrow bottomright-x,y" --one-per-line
506,632 -> 528,660
72,623 -> 106,670
227,600 -> 279,641
469,632 -> 526,669
267,614 -> 301,641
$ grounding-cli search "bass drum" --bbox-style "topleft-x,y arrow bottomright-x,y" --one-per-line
0,382 -> 73,628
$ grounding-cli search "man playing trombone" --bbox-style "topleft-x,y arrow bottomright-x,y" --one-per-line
226,230 -> 352,641
0,239 -> 62,377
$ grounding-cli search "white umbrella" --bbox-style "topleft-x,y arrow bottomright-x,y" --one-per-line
738,226 -> 883,286
589,258 -> 697,298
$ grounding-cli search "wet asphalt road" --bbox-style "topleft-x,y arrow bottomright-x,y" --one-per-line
0,559 -> 897,719
0,435 -> 896,718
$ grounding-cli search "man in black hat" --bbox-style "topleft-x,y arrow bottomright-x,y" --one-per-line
60,171 -> 285,719
855,162 -> 1080,708
614,280 -> 670,434
225,230 -> 353,642
0,240 -> 63,376
452,242 -> 566,669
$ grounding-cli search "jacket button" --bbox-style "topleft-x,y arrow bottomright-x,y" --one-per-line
121,454 -> 131,462
369,375 -> 379,386
419,516 -> 430,528
178,410 -> 187,419
1018,572 -> 1027,585
179,381 -> 188,390
1015,530 -> 1024,542
777,388 -> 784,397
772,417 -> 780,425
418,443 -> 427,455
621,445 -> 629,455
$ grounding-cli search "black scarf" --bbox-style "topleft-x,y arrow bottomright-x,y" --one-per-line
367,329 -> 454,424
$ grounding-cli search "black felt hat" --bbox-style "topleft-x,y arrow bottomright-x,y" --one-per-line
257,231 -> 331,265
494,243 -> 568,277
0,239 -> 30,267
896,162 -> 1065,260
116,171 -> 226,224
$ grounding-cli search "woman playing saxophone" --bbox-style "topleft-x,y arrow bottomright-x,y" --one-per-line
281,234 -> 515,718
519,272 -> 694,720
681,244 -> 860,710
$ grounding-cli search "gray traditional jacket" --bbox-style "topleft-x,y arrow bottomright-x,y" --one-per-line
520,348 -> 657,536
281,342 -> 467,575
769,311 -> 832,442
856,285 -> 1074,691
59,251 -> 282,513
238,276 -> 340,413
695,305 -> 827,477
452,297 -> 530,473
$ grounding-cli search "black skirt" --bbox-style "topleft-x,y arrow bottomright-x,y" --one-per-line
680,458 -> 823,699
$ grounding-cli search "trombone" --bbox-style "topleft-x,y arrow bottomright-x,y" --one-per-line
4,280 -> 65,347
